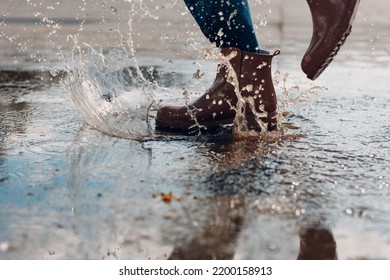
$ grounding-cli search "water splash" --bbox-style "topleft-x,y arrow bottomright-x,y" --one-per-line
275,71 -> 327,129
59,1 -> 168,140
184,50 -> 324,137
61,38 -> 158,140
1,0 -> 174,139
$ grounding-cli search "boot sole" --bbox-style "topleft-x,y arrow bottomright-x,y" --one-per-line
306,0 -> 360,80
155,117 -> 234,132
155,111 -> 278,133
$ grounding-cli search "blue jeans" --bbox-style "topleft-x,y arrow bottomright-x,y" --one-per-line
183,0 -> 264,53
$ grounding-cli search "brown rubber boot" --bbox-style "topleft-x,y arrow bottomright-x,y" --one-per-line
155,48 -> 279,132
302,0 -> 360,80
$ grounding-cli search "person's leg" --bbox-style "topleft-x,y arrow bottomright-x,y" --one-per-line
155,1 -> 278,133
183,0 -> 266,53
155,48 -> 279,132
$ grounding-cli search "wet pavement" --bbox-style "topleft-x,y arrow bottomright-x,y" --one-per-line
1,0 -> 390,259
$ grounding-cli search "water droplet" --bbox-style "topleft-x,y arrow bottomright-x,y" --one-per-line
50,69 -> 59,77
0,242 -> 10,252
244,84 -> 253,92
110,6 -> 118,14
268,243 -> 276,250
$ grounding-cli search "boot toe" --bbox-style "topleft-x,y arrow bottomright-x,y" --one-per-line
155,105 -> 195,130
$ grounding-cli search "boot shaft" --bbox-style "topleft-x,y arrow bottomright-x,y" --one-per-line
240,50 -> 279,114
218,48 -> 278,113
218,48 -> 279,132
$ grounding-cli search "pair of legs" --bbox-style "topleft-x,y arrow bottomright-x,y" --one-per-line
156,0 -> 360,132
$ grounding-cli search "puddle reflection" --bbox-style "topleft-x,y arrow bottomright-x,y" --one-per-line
166,133 -> 337,260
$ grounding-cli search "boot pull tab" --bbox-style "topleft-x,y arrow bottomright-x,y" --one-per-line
272,50 -> 281,57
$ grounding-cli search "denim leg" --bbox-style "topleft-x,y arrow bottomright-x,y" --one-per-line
183,0 -> 263,53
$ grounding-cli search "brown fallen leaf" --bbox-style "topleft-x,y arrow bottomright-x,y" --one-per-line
154,192 -> 183,204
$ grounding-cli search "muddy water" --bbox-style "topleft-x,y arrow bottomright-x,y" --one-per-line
1,0 -> 390,259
